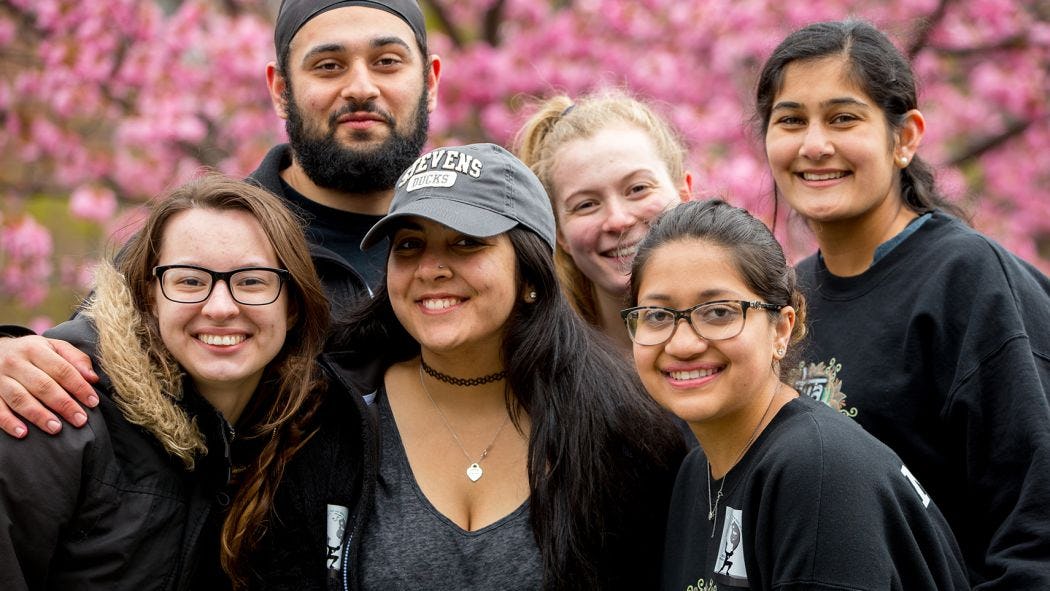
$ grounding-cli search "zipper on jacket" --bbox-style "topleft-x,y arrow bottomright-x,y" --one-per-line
217,409 -> 235,501
341,528 -> 355,591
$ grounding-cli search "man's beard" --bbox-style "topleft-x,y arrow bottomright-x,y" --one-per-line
283,84 -> 429,195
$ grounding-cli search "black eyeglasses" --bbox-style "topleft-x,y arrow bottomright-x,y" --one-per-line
153,265 -> 290,306
621,300 -> 784,346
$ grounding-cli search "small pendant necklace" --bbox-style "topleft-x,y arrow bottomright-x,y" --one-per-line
707,381 -> 782,536
419,363 -> 510,482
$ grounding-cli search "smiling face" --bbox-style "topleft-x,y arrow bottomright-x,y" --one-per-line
631,238 -> 791,428
386,217 -> 519,361
153,208 -> 289,403
764,56 -> 907,228
267,6 -> 439,194
548,124 -> 688,299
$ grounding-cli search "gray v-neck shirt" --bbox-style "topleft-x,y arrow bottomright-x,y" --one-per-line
358,389 -> 542,590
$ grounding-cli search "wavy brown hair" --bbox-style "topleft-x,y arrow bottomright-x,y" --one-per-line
515,90 -> 689,327
86,261 -> 206,469
115,172 -> 330,588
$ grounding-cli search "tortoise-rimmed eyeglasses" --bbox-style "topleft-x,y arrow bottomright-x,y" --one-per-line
621,300 -> 784,346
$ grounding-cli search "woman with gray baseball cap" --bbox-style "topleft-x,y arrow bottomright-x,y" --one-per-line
272,143 -> 687,589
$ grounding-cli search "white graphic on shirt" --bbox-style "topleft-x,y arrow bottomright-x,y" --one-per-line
326,504 -> 350,570
712,506 -> 748,585
900,464 -> 932,508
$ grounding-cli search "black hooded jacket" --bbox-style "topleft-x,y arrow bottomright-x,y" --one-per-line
0,318 -> 235,591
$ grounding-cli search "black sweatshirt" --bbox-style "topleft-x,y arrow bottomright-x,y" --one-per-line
793,211 -> 1050,588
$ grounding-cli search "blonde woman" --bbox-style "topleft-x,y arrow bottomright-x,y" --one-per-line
516,91 -> 692,348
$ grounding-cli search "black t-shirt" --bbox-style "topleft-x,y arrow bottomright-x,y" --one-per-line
661,396 -> 969,591
279,177 -> 387,291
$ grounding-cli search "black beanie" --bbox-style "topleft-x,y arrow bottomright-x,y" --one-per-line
274,0 -> 426,59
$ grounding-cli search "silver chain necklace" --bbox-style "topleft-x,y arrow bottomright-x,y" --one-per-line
707,381 -> 782,536
419,364 -> 510,482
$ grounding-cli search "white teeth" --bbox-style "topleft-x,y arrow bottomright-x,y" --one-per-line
198,334 -> 246,346
669,368 -> 719,380
606,244 -> 638,258
802,171 -> 847,181
422,297 -> 460,310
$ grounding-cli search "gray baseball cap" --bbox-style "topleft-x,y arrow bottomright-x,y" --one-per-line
360,143 -> 556,251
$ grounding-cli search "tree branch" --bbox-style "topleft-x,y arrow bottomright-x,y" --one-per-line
423,0 -> 465,48
482,0 -> 506,46
946,118 -> 1035,166
907,0 -> 952,57
0,0 -> 44,41
177,116 -> 229,168
928,35 -> 1029,57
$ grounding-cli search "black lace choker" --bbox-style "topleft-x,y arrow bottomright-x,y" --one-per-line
420,358 -> 506,387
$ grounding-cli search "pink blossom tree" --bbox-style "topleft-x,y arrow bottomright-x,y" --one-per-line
1,0 -> 281,322
2,0 -> 1047,326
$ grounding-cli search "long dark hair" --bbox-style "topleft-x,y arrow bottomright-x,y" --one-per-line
754,19 -> 968,222
630,199 -> 808,372
331,226 -> 686,588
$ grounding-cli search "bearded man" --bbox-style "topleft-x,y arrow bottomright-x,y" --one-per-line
257,0 -> 440,298
0,0 -> 440,436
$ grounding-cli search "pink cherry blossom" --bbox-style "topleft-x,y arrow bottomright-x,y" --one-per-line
1,0 -> 1048,324
28,316 -> 55,334
69,185 -> 119,222
0,216 -> 54,307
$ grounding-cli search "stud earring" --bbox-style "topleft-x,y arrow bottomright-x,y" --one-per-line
525,290 -> 537,303
776,347 -> 786,358
899,156 -> 909,166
